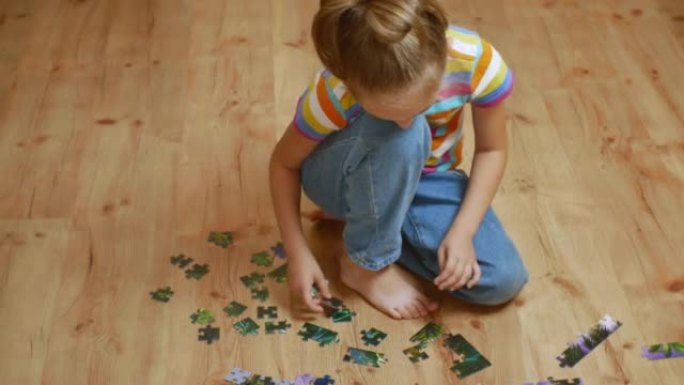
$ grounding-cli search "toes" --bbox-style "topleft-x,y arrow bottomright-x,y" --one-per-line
413,300 -> 428,317
391,307 -> 407,320
416,294 -> 440,313
405,303 -> 421,319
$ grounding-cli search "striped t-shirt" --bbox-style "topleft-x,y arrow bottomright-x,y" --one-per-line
293,26 -> 514,173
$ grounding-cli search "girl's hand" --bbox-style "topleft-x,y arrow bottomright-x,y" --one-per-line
434,231 -> 481,291
288,252 -> 332,314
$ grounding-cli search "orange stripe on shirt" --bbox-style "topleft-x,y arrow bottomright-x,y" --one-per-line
471,40 -> 492,90
316,78 -> 346,128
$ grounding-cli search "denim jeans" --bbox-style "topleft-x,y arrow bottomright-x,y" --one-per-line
301,112 -> 529,305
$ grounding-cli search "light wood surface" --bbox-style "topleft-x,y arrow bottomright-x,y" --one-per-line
1,0 -> 683,384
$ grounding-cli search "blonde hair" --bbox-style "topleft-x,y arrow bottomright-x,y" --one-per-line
312,0 -> 449,94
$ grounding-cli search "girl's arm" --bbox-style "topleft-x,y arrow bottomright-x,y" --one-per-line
434,102 -> 509,291
269,122 -> 332,312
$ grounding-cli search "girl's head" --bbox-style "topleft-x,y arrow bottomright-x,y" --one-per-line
312,0 -> 449,127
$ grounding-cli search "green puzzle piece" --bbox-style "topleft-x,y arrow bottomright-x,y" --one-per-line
233,317 -> 260,336
250,286 -> 269,303
185,263 -> 209,280
250,251 -> 274,267
150,287 -> 174,302
331,307 -> 356,323
267,263 -> 288,283
297,322 -> 339,347
444,334 -> 491,379
410,322 -> 445,345
240,272 -> 265,289
343,347 -> 388,368
403,343 -> 429,363
265,320 -> 292,335
361,328 -> 388,346
207,231 -> 234,248
190,308 -> 215,325
170,254 -> 193,268
223,301 -> 247,317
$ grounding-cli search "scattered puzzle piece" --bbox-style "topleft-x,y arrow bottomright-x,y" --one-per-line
257,306 -> 278,319
267,263 -> 288,283
198,324 -> 220,344
223,301 -> 247,318
294,375 -> 315,385
271,241 -> 286,259
265,320 -> 292,335
361,328 -> 387,346
233,317 -> 260,336
251,251 -> 274,267
225,367 -> 253,385
208,231 -> 234,248
149,286 -> 174,302
185,263 -> 209,280
313,375 -> 335,385
641,342 -> 684,360
402,343 -> 429,363
240,272 -> 266,289
297,322 -> 339,347
190,308 -> 215,325
245,375 -> 275,385
444,334 -> 491,379
535,378 -> 585,385
251,286 -> 269,303
556,314 -> 623,368
410,322 -> 445,345
170,254 -> 193,268
330,307 -> 356,323
343,347 -> 388,368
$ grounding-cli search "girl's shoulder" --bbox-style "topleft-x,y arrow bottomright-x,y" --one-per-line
445,24 -> 484,62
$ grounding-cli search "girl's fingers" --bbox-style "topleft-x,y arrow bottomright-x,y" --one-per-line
452,264 -> 472,291
466,263 -> 482,289
302,287 -> 324,313
316,276 -> 332,299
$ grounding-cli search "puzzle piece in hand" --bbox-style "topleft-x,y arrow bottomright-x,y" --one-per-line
267,263 -> 288,283
444,334 -> 491,379
251,286 -> 269,303
225,367 -> 253,385
207,231 -> 234,248
149,286 -> 174,302
257,306 -> 278,319
185,263 -> 209,279
190,308 -> 215,325
271,241 -> 286,259
556,314 -> 623,368
198,324 -> 220,344
330,307 -> 356,323
240,272 -> 266,289
361,328 -> 388,346
233,317 -> 260,336
265,320 -> 292,335
251,251 -> 274,267
313,375 -> 335,385
402,343 -> 429,363
409,322 -> 446,345
641,342 -> 684,360
297,322 -> 340,347
343,347 -> 388,368
223,301 -> 248,318
170,253 -> 193,268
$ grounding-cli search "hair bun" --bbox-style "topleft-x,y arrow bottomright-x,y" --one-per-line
365,0 -> 419,44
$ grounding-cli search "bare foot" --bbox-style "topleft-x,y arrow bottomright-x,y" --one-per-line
339,253 -> 439,320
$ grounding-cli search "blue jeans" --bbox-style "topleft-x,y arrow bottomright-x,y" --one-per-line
301,113 -> 529,305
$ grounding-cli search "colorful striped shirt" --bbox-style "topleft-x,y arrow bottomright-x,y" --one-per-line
293,26 -> 514,173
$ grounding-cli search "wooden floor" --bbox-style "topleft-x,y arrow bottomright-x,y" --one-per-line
1,0 -> 683,384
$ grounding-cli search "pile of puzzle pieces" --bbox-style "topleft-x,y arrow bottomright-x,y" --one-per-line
225,367 -> 335,385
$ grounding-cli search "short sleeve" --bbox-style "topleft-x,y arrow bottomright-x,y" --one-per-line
470,38 -> 514,107
293,70 -> 350,141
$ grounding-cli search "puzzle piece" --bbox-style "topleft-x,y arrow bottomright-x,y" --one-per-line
149,286 -> 174,302
267,263 -> 288,283
330,307 -> 356,323
207,231 -> 234,248
444,334 -> 491,379
257,306 -> 278,319
343,347 -> 388,368
556,314 -> 623,368
403,343 -> 429,363
361,328 -> 388,346
409,322 -> 445,345
233,317 -> 260,336
245,375 -> 276,385
185,263 -> 209,279
225,367 -> 253,385
190,308 -> 215,325
297,322 -> 340,347
170,253 -> 193,268
240,272 -> 266,289
313,375 -> 335,385
271,241 -> 286,259
198,324 -> 220,344
251,251 -> 274,267
294,375 -> 315,385
265,320 -> 292,335
641,342 -> 684,360
251,286 -> 269,303
526,378 -> 584,385
223,301 -> 247,318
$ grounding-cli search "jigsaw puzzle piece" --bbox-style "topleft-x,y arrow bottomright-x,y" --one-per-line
556,314 -> 623,368
313,375 -> 335,385
641,342 -> 684,360
409,322 -> 445,345
223,301 -> 248,318
402,343 -> 429,363
343,347 -> 388,368
190,308 -> 215,325
294,374 -> 315,385
208,231 -> 234,248
240,272 -> 266,289
265,320 -> 292,335
251,251 -> 274,267
233,317 -> 260,336
225,367 -> 253,385
444,334 -> 491,379
257,306 -> 278,320
149,286 -> 174,302
297,322 -> 339,347
250,286 -> 269,303
267,263 -> 288,283
271,241 -> 286,259
170,253 -> 193,268
185,263 -> 209,280
198,324 -> 220,344
361,328 -> 388,346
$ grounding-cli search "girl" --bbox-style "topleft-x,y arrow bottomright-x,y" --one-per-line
270,0 -> 528,320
